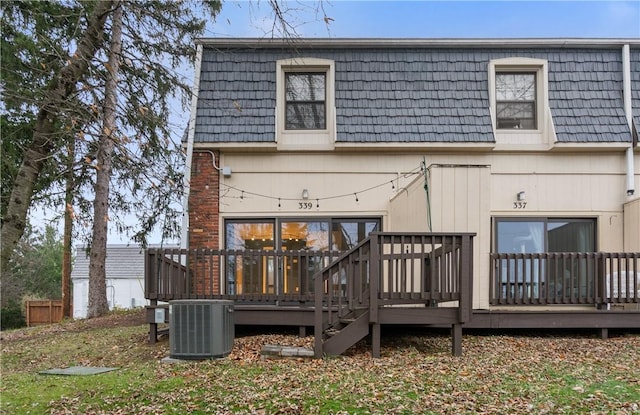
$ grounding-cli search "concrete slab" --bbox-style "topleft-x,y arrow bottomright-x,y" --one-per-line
261,344 -> 315,360
39,366 -> 118,376
160,356 -> 227,364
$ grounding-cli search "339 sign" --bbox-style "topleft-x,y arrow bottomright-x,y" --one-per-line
298,202 -> 313,210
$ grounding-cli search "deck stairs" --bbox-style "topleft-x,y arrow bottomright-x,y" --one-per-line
321,308 -> 370,356
314,232 -> 475,358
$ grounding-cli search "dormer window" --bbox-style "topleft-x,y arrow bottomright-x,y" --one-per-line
488,57 -> 552,147
276,57 -> 335,150
285,72 -> 326,130
495,72 -> 537,129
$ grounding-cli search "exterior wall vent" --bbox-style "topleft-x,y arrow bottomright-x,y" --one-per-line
169,299 -> 234,359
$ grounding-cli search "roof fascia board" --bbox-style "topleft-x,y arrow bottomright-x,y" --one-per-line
192,141 -> 632,153
196,38 -> 640,49
192,141 -> 496,152
548,142 -> 632,152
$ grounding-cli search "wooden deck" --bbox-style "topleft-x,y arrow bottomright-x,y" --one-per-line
144,233 -> 640,357
146,233 -> 475,356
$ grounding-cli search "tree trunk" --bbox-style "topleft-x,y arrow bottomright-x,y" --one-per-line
87,2 -> 122,318
62,138 -> 74,318
0,0 -> 113,274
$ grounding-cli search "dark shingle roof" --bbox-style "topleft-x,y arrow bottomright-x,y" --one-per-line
548,49 -> 628,142
335,49 -> 492,142
196,52 -> 276,142
194,41 -> 634,144
631,48 -> 640,142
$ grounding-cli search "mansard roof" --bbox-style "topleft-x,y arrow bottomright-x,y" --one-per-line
193,38 -> 639,144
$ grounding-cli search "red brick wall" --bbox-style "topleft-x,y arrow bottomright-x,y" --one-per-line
188,151 -> 220,294
189,151 -> 220,249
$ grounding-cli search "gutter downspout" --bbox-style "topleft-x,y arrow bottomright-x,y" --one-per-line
622,44 -> 635,197
180,44 -> 204,249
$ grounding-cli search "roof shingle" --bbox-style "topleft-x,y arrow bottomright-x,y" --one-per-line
194,44 -> 634,144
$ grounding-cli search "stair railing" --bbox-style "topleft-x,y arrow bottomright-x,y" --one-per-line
314,232 -> 475,357
314,237 -> 372,356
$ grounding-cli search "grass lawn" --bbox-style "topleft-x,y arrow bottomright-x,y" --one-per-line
1,309 -> 639,414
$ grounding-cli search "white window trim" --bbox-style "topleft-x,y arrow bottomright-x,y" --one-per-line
276,57 -> 336,150
488,57 -> 556,148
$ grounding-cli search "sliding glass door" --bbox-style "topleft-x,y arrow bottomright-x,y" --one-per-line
494,217 -> 596,299
225,218 -> 380,295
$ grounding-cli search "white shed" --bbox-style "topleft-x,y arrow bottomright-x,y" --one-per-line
71,245 -> 176,319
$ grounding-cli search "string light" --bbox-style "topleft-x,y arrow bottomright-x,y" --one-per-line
219,165 -> 423,203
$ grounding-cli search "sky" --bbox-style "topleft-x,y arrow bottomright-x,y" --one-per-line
31,1 -> 640,245
207,0 -> 640,39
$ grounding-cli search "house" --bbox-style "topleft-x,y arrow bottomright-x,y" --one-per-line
72,245 -> 175,318
145,38 -> 640,357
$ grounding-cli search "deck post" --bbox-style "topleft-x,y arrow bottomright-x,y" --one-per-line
144,249 -> 157,301
149,299 -> 158,344
459,234 -> 473,323
314,271 -> 323,358
369,233 -> 380,324
451,323 -> 462,356
371,323 -> 381,358
149,323 -> 158,344
145,250 -> 157,344
597,253 -> 608,306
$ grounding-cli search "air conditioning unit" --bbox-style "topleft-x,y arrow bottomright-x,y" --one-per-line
169,300 -> 234,359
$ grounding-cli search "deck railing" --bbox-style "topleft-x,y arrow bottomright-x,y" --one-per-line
145,232 -> 475,314
314,233 -> 475,333
490,252 -> 640,305
146,246 -> 638,308
145,247 -> 340,303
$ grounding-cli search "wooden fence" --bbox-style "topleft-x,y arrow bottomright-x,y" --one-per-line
26,300 -> 64,326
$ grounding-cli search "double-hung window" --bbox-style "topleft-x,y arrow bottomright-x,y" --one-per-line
285,72 -> 326,130
495,72 -> 537,129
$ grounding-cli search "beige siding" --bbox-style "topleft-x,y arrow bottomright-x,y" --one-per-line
210,149 -> 636,310
427,165 -> 491,309
624,198 -> 640,251
218,153 -> 421,217
388,175 -> 429,232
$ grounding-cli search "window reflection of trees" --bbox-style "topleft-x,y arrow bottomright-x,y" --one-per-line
496,73 -> 536,129
285,73 -> 325,129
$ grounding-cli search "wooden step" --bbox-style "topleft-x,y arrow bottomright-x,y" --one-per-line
323,311 -> 370,356
325,328 -> 340,337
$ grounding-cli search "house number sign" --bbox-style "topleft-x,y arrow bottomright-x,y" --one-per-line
513,202 -> 527,209
299,202 -> 314,210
